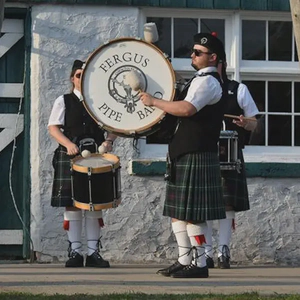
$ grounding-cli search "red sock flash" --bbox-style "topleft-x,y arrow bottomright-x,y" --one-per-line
63,220 -> 70,231
232,219 -> 236,231
98,218 -> 104,228
194,234 -> 206,245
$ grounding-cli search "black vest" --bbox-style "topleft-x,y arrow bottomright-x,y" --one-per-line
63,93 -> 105,146
146,76 -> 197,144
169,72 -> 226,160
223,80 -> 246,148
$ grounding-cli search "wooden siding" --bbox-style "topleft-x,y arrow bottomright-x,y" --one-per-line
6,0 -> 291,11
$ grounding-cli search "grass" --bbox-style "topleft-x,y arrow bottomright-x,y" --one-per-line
0,293 -> 300,300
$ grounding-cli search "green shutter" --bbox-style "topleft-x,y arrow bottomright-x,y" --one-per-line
214,0 -> 240,10
159,0 -> 186,7
241,0 -> 268,10
187,0 -> 213,9
268,0 -> 290,11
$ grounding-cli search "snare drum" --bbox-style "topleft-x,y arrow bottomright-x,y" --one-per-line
219,130 -> 240,171
81,37 -> 176,137
71,154 -> 121,211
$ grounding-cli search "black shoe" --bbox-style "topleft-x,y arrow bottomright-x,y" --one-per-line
171,264 -> 209,278
157,261 -> 185,277
206,256 -> 215,269
65,251 -> 84,267
217,245 -> 230,269
85,251 -> 110,268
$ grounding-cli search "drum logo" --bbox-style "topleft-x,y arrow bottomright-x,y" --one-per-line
108,65 -> 147,114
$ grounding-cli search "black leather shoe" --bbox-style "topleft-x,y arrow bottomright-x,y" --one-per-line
85,251 -> 110,268
157,261 -> 185,277
65,251 -> 84,267
217,245 -> 230,269
206,256 -> 215,269
217,255 -> 230,269
171,264 -> 209,278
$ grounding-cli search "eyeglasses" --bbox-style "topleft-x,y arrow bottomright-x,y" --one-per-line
75,73 -> 82,79
191,49 -> 212,57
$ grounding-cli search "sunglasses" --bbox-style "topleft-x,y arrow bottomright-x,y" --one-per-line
75,73 -> 82,79
192,49 -> 212,57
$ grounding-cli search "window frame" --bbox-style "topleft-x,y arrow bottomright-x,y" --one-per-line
139,8 -> 300,163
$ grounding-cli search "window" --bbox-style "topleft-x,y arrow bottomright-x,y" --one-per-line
139,9 -> 300,161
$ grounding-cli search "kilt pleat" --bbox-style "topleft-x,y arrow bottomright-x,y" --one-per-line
51,147 -> 75,207
221,149 -> 249,212
164,152 -> 226,222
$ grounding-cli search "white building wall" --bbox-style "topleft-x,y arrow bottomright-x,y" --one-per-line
30,4 -> 300,265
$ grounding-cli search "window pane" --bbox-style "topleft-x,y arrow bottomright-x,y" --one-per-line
242,81 -> 265,112
268,81 -> 291,113
295,82 -> 300,112
147,17 -> 171,57
268,115 -> 291,146
249,114 -> 266,146
201,19 -> 225,45
295,116 -> 300,146
269,21 -> 292,61
174,18 -> 197,58
242,20 -> 266,60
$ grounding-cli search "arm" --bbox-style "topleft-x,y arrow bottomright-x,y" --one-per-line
101,133 -> 118,152
48,125 -> 79,155
233,116 -> 257,131
139,93 -> 197,117
235,83 -> 260,131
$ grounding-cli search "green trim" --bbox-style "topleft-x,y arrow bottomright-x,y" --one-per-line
22,8 -> 32,259
130,159 -> 300,178
6,0 -> 291,11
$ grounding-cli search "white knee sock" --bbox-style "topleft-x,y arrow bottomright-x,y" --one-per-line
64,210 -> 82,255
85,211 -> 103,256
186,223 -> 207,268
218,211 -> 235,257
172,221 -> 192,265
205,220 -> 214,258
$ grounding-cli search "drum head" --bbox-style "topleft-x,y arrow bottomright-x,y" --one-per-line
81,38 -> 176,136
72,153 -> 120,174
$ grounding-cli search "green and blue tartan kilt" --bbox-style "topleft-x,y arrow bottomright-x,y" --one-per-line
164,152 -> 226,222
221,149 -> 249,212
51,147 -> 75,207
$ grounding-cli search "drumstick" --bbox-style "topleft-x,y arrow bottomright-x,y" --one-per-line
124,70 -> 143,92
224,114 -> 257,121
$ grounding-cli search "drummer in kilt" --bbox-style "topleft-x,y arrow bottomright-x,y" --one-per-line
48,59 -> 117,268
140,33 -> 227,278
205,54 -> 259,269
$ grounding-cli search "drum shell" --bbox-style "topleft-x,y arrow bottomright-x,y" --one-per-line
219,130 -> 239,171
71,154 -> 121,210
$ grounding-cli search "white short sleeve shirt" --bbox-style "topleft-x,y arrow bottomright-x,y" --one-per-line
48,89 -> 82,126
184,66 -> 223,112
237,83 -> 259,117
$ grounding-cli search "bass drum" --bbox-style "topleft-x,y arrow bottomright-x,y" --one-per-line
81,37 -> 177,137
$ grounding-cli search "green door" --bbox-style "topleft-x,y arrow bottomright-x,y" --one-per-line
0,9 -> 30,259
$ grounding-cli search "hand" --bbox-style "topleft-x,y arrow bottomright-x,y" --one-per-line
66,142 -> 79,156
102,140 -> 113,152
139,92 -> 155,106
233,115 -> 247,128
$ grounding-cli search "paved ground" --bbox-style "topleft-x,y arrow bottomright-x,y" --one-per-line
0,263 -> 300,295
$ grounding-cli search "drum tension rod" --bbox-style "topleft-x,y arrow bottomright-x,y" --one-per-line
87,167 -> 94,211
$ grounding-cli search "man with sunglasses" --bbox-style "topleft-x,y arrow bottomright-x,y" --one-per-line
48,59 -> 117,268
205,55 -> 259,270
140,33 -> 227,278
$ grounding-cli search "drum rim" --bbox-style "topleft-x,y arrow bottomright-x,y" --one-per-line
81,37 -> 176,136
73,198 -> 121,210
71,153 -> 120,174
